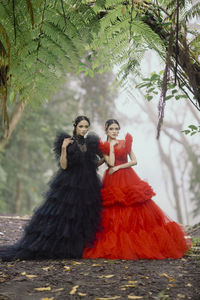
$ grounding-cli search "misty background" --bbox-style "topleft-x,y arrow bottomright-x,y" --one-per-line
0,49 -> 199,226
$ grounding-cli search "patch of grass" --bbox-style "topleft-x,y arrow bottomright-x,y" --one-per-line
192,237 -> 200,247
157,290 -> 171,300
185,237 -> 200,259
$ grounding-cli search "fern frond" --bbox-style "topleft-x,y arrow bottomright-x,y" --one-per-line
181,2 -> 200,22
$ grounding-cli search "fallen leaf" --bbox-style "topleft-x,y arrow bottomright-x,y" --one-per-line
168,284 -> 177,287
128,281 -> 138,284
78,292 -> 87,296
177,294 -> 185,298
69,285 -> 79,295
42,266 -> 51,271
51,288 -> 64,292
7,264 -> 14,267
35,287 -> 51,291
120,284 -> 137,288
64,266 -> 71,271
73,261 -> 82,265
21,272 -> 37,279
99,275 -> 114,279
124,266 -> 129,269
128,296 -> 143,299
41,298 -> 54,300
121,288 -> 126,291
160,272 -> 169,278
186,283 -> 192,287
160,273 -> 175,282
26,274 -> 37,279
95,297 -> 120,300
92,263 -> 102,267
141,276 -> 149,279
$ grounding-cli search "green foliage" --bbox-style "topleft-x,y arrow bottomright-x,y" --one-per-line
192,237 -> 200,248
0,0 -> 200,143
157,290 -> 171,300
89,0 -> 200,109
137,71 -> 189,102
89,1 -> 165,81
182,125 -> 200,136
0,0 -> 100,123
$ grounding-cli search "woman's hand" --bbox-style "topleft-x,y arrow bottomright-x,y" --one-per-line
108,166 -> 119,175
62,138 -> 73,148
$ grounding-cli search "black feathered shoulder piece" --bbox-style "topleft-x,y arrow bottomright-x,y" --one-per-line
86,132 -> 101,156
53,131 -> 71,160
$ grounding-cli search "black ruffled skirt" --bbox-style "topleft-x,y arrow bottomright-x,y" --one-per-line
0,164 -> 102,261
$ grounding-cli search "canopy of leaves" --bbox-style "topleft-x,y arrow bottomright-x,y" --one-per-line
0,0 -> 100,128
0,0 -> 199,143
88,0 -> 200,111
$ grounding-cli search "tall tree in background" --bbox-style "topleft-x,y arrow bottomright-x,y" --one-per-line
69,71 -> 118,123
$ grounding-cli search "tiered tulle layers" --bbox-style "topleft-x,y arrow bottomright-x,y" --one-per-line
83,167 -> 191,260
0,133 -> 102,261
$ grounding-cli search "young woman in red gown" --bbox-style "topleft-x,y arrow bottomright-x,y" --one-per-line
83,119 -> 191,260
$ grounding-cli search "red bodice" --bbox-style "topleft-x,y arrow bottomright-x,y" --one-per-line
99,133 -> 133,166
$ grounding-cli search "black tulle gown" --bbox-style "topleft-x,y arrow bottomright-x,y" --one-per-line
0,133 -> 102,261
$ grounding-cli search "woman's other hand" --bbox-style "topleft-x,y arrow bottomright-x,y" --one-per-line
62,138 -> 73,148
108,166 -> 119,175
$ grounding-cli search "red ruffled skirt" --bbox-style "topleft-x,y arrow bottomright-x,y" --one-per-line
83,168 -> 191,259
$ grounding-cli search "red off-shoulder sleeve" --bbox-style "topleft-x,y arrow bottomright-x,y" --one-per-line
99,140 -> 110,155
125,133 -> 133,153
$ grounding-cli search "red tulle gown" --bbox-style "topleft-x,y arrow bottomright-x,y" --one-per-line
83,133 -> 191,260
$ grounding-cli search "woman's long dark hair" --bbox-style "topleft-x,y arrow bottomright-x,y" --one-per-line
105,119 -> 120,140
73,116 -> 90,137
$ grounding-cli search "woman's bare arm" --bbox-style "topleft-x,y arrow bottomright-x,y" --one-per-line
97,157 -> 105,167
103,140 -> 118,167
59,138 -> 73,170
108,151 -> 137,174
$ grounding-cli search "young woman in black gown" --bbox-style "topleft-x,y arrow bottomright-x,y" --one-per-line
0,116 -> 102,261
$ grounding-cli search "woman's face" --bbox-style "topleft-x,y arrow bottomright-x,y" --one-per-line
106,123 -> 120,139
76,120 -> 90,136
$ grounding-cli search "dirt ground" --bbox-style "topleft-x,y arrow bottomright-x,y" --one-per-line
0,216 -> 200,300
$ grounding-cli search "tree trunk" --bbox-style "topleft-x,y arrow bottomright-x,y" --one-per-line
0,101 -> 27,151
14,179 -> 23,214
14,145 -> 25,214
144,15 -> 200,109
157,141 -> 183,223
